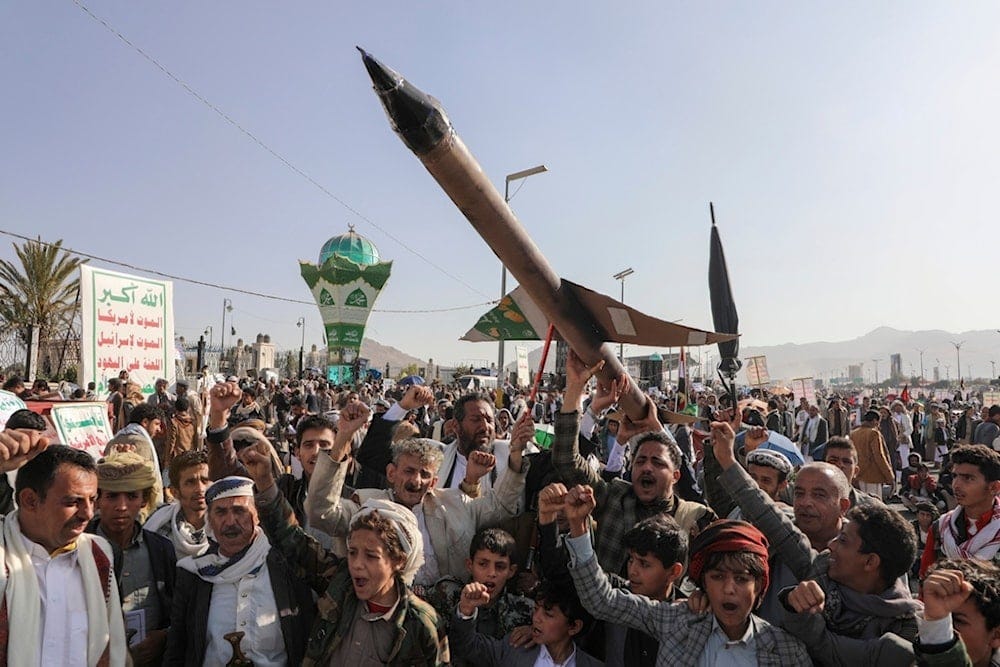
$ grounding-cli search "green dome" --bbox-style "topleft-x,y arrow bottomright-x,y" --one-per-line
318,227 -> 381,266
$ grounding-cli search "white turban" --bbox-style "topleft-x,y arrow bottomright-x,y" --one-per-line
351,498 -> 424,585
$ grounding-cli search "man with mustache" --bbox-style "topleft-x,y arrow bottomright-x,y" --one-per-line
307,406 -> 530,587
165,476 -> 315,666
437,392 -> 512,493
0,436 -> 128,666
551,349 -> 715,576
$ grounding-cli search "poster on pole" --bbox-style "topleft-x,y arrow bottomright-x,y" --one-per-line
791,377 -> 817,407
516,346 -> 530,388
80,266 -> 175,397
50,402 -> 114,459
745,356 -> 770,387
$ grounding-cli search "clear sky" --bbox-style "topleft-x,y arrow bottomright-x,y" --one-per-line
3,2 -> 999,368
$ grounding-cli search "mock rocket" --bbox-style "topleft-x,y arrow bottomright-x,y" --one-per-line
359,48 -> 735,420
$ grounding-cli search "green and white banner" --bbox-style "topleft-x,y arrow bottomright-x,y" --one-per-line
80,266 -> 175,396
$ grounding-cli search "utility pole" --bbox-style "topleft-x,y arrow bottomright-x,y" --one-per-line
871,358 -> 881,385
951,341 -> 965,385
915,348 -> 925,382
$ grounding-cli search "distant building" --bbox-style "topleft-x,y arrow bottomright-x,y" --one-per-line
890,353 -> 902,381
848,363 -> 864,383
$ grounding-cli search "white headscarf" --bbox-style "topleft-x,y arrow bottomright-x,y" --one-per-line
351,498 -> 424,585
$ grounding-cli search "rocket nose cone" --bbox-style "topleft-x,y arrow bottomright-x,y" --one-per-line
357,47 -> 400,93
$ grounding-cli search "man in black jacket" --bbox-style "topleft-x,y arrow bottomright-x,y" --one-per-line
164,476 -> 315,666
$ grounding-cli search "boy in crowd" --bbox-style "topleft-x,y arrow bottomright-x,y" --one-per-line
921,444 -> 1000,577
450,580 -> 601,667
711,417 -> 923,664
431,527 -> 534,646
559,482 -> 808,665
914,559 -> 1000,667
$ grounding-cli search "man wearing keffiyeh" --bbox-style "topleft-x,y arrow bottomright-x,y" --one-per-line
164,476 -> 315,666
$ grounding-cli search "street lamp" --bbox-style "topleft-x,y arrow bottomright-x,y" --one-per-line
498,165 -> 548,380
297,317 -> 306,379
613,268 -> 635,362
915,348 -> 925,381
220,299 -> 232,372
951,340 -> 965,386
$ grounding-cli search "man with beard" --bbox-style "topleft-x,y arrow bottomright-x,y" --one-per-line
164,476 -> 315,666
0,438 -> 128,666
144,450 -> 211,559
306,417 -> 530,587
354,384 -> 437,490
437,393 -> 511,493
551,350 -> 715,576
87,453 -> 175,666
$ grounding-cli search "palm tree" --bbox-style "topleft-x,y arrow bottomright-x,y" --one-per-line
0,237 -> 85,347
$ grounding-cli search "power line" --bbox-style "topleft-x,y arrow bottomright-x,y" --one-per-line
0,229 -> 496,314
68,0 -> 490,299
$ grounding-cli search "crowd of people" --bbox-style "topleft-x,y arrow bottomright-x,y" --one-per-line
0,352 -> 998,666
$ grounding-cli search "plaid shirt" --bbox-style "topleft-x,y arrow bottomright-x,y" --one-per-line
567,543 -> 811,666
551,411 -> 715,575
718,462 -> 921,665
255,486 -> 449,666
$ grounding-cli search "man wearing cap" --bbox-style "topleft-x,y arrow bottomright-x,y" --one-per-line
165,476 -> 314,666
728,449 -> 793,520
0,439 -> 128,666
850,410 -> 894,498
87,452 -> 175,666
112,403 -> 166,503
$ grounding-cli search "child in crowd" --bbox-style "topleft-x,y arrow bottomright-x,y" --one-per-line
242,444 -> 449,665
450,580 -> 601,666
911,500 -> 940,584
559,483 -> 809,665
429,528 -> 534,645
902,462 -> 946,512
914,558 -> 1000,667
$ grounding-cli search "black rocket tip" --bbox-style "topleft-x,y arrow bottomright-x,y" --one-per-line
357,47 -> 400,93
357,48 -> 451,155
